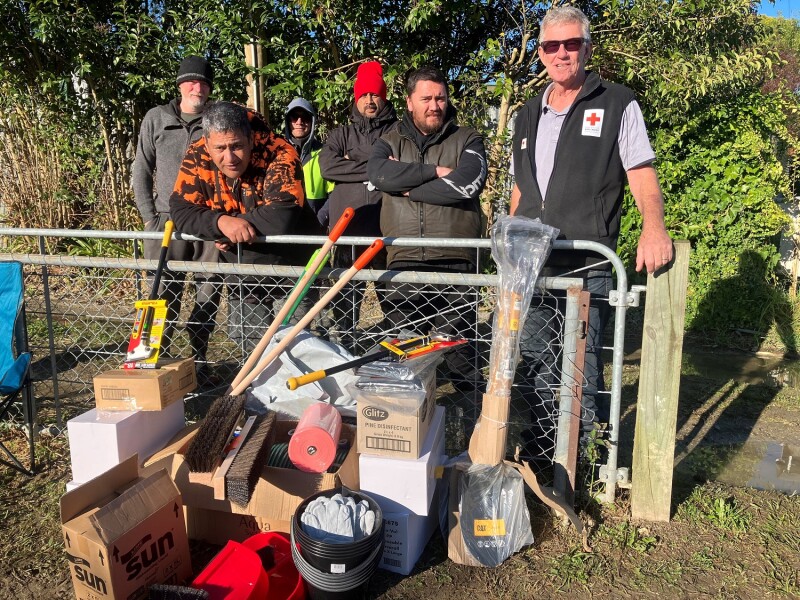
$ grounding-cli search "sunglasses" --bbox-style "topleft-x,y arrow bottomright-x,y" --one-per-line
289,112 -> 311,122
540,38 -> 588,54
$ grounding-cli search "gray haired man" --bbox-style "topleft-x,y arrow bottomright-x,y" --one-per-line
132,55 -> 222,374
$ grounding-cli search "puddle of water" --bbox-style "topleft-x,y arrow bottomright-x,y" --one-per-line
715,441 -> 800,494
689,353 -> 785,385
626,346 -> 800,388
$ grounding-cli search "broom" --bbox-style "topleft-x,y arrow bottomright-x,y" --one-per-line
183,209 -> 354,477
223,411 -> 277,507
191,238 -> 384,503
227,206 -> 354,393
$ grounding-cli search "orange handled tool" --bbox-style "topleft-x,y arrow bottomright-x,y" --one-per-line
286,334 -> 467,390
231,239 -> 385,396
228,207 -> 355,393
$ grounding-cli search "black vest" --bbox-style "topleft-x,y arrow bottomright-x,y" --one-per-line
380,117 -> 482,266
513,71 -> 636,266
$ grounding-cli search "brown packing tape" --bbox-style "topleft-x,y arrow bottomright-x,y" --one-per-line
468,392 -> 512,466
445,465 -> 483,567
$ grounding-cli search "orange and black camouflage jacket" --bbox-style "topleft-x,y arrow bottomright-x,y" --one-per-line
169,110 -> 305,264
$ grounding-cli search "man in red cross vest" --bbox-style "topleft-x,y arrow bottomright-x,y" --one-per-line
509,6 -> 673,455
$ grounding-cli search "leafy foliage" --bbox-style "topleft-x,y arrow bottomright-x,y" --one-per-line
589,0 -> 799,344
0,0 -> 799,342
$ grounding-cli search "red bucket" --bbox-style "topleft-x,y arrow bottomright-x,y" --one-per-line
192,540 -> 269,600
242,532 -> 306,600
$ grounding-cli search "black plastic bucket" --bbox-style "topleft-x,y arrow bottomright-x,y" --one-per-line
291,487 -> 384,600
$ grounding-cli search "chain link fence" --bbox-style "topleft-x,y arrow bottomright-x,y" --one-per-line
0,229 -> 634,502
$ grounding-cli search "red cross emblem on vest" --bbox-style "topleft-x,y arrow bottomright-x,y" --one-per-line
581,109 -> 604,137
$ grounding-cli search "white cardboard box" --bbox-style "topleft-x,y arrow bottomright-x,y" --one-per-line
68,399 -> 185,484
360,405 -> 445,516
380,507 -> 438,575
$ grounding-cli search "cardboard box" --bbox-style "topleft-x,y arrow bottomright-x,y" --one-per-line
446,464 -> 483,567
68,399 -> 185,484
61,455 -> 192,600
360,405 -> 445,515
184,506 -> 291,545
143,420 -> 360,542
354,362 -> 438,460
380,491 -> 439,576
94,357 -> 196,411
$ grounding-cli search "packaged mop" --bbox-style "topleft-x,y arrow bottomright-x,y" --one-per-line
469,215 -> 559,465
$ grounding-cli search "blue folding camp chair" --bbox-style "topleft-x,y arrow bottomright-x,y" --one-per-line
0,261 -> 35,475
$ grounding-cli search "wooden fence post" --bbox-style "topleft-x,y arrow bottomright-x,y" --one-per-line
244,42 -> 267,121
631,240 -> 691,521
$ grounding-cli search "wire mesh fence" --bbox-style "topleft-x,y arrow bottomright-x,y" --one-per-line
0,229 -> 633,501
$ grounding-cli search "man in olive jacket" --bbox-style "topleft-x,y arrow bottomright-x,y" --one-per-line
368,66 -> 487,391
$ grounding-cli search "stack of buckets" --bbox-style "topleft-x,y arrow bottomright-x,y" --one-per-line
291,487 -> 384,599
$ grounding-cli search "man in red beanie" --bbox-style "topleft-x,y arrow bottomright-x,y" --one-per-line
319,60 -> 398,352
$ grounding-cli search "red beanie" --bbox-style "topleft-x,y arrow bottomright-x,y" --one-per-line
354,61 -> 387,102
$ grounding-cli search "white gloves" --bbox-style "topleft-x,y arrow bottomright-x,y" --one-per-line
300,493 -> 376,542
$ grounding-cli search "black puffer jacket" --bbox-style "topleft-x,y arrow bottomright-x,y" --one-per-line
319,102 -> 398,235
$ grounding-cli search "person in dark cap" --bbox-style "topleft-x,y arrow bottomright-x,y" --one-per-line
132,54 -> 221,378
319,61 -> 397,351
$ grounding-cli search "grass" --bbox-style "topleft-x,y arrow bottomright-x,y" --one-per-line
675,486 -> 752,533
598,521 -> 657,554
547,548 -> 594,590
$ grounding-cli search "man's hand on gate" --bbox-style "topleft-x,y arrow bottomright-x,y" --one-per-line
217,215 -> 258,244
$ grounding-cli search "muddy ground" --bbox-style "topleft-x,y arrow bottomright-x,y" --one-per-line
1,345 -> 799,599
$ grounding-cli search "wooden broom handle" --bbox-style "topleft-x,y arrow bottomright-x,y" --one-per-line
228,207 -> 355,392
230,239 -> 384,396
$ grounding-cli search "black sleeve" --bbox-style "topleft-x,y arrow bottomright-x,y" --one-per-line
367,138 -> 437,194
319,128 -> 370,183
240,203 -> 301,236
170,195 -> 224,240
407,135 -> 487,206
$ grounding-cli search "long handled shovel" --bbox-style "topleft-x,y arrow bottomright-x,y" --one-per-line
459,215 -> 559,567
229,238 -> 384,396
124,221 -> 174,367
227,207 -> 354,393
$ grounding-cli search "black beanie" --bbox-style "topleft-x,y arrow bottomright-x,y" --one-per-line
176,55 -> 213,88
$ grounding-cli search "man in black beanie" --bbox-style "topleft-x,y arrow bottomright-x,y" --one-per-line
132,55 -> 221,379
